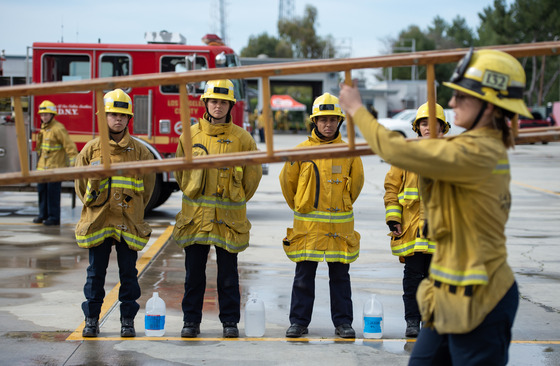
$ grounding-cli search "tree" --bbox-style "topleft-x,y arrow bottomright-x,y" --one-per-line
277,5 -> 335,58
477,0 -> 518,45
240,32 -> 293,58
478,0 -> 560,104
382,17 -> 474,106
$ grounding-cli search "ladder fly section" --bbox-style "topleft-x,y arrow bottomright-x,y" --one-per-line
1,42 -> 559,185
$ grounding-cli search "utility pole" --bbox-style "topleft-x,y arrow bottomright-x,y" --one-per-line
279,0 -> 294,22
219,0 -> 227,44
393,38 -> 416,80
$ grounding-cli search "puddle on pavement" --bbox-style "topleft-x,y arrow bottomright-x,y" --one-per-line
0,231 -> 85,289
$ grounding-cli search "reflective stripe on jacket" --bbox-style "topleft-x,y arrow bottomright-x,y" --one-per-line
279,130 -> 364,264
36,119 -> 78,170
172,115 -> 262,253
353,106 -> 514,333
74,130 -> 155,251
384,165 -> 435,256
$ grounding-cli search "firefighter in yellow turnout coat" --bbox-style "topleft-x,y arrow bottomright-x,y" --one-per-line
34,100 -> 78,225
280,93 -> 364,339
384,102 -> 450,338
340,49 -> 526,365
173,80 -> 262,339
75,89 -> 155,338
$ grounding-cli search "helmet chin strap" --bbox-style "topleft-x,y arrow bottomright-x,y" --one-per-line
468,102 -> 488,130
311,119 -> 343,140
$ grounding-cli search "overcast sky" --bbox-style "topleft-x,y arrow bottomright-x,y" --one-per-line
1,0 -> 511,57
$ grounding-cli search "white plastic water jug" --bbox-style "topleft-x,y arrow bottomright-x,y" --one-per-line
363,294 -> 383,339
145,292 -> 166,336
244,294 -> 265,337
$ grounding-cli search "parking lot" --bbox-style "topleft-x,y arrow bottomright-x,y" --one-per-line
0,134 -> 559,365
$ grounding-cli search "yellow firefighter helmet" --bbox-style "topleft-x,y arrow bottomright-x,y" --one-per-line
310,93 -> 345,122
412,102 -> 450,135
38,100 -> 57,115
443,48 -> 532,118
201,79 -> 236,103
103,89 -> 133,116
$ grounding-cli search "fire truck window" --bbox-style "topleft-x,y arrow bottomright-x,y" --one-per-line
42,54 -> 90,83
161,55 -> 207,94
100,55 -> 130,78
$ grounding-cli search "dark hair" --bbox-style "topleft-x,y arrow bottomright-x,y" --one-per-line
494,108 -> 515,149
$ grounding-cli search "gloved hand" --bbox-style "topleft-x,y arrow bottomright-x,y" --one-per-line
388,220 -> 402,236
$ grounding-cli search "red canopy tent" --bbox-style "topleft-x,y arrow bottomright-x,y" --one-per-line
270,95 -> 307,111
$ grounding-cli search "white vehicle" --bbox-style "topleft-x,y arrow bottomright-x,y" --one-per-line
377,109 -> 465,138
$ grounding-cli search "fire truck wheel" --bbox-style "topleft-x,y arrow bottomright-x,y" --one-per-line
145,174 -> 164,213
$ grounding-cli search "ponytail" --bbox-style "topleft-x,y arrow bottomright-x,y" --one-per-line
493,108 -> 515,149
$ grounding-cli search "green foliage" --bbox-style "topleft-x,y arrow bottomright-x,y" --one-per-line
240,32 -> 293,58
385,0 -> 560,106
278,5 -> 335,58
241,4 -> 334,59
478,0 -> 560,104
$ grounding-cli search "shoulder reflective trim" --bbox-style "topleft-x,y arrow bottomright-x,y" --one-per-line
76,227 -> 148,250
285,248 -> 359,263
492,159 -> 510,175
175,232 -> 249,253
182,194 -> 247,209
293,210 -> 354,223
385,205 -> 402,219
112,176 -> 145,191
41,143 -> 63,151
430,263 -> 488,286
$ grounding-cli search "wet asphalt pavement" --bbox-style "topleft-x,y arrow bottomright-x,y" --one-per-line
0,134 -> 559,365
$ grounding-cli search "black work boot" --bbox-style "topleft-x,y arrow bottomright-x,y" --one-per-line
181,322 -> 200,338
82,317 -> 99,337
222,322 -> 239,338
120,318 -> 136,337
286,324 -> 308,338
43,219 -> 60,226
405,319 -> 420,338
335,324 -> 356,338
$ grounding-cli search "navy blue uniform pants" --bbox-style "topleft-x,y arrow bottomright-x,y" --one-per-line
182,244 -> 240,324
289,261 -> 353,327
403,253 -> 432,321
37,182 -> 61,221
409,282 -> 519,366
82,238 -> 140,319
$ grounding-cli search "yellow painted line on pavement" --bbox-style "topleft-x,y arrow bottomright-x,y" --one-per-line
66,225 -> 174,341
513,180 -> 560,196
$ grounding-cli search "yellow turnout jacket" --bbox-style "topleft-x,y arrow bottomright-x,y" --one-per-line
354,107 -> 514,334
74,130 -> 155,251
173,115 -> 262,253
384,166 -> 434,257
280,130 -> 364,263
36,119 -> 78,170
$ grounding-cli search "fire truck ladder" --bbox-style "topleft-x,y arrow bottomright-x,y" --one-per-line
0,41 -> 559,186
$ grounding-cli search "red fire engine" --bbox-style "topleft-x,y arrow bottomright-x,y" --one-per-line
31,35 -> 248,210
